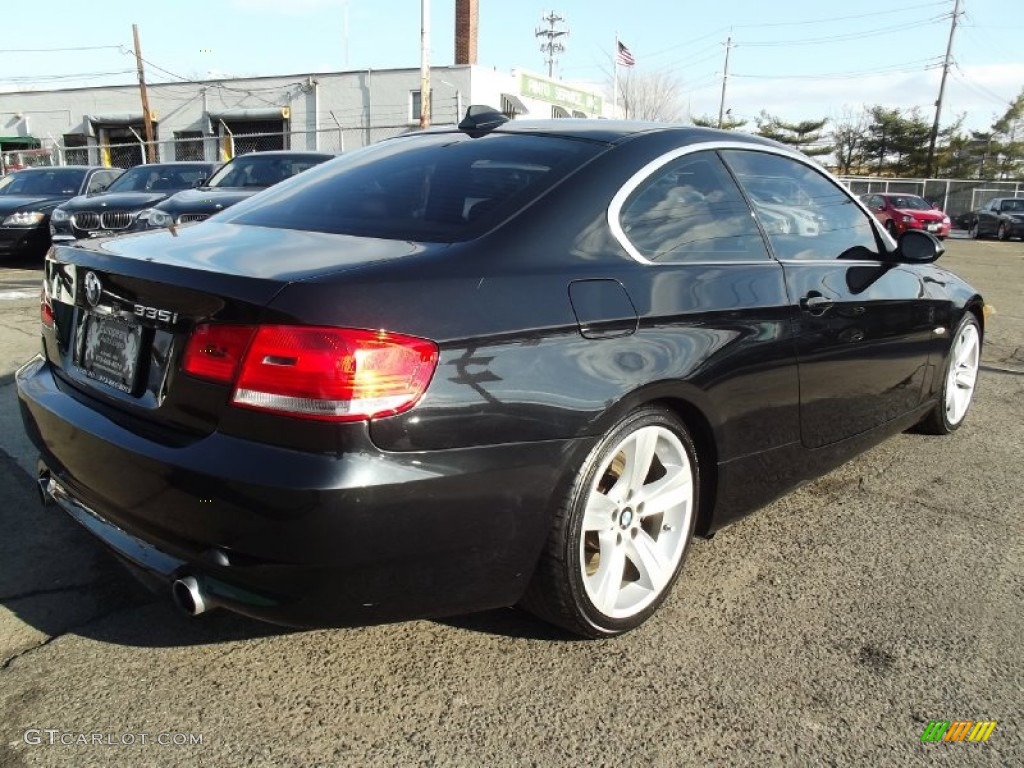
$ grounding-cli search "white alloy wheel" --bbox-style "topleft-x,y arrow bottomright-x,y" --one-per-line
579,425 -> 693,618
945,321 -> 980,427
520,406 -> 700,637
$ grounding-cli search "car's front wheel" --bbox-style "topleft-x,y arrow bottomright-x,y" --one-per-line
997,222 -> 1009,241
521,406 -> 699,637
917,313 -> 981,435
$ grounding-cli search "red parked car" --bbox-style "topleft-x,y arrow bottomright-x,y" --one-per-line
860,193 -> 951,239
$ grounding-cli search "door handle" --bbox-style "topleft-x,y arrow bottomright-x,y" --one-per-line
800,293 -> 834,314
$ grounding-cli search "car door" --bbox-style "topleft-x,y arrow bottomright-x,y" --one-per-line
977,199 -> 999,236
721,149 -> 936,449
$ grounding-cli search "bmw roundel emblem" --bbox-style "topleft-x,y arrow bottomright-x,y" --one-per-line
84,271 -> 102,308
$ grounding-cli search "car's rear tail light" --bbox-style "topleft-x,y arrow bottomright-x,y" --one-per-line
182,324 -> 256,384
182,323 -> 438,421
40,283 -> 54,330
231,326 -> 438,421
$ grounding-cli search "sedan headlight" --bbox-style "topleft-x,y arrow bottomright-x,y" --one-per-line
3,211 -> 46,227
139,208 -> 175,228
901,215 -> 913,223
50,208 -> 69,223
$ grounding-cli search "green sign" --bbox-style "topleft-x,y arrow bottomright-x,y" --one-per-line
520,73 -> 603,115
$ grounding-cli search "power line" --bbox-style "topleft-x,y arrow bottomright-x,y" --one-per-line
0,70 -> 136,84
733,57 -> 944,81
740,15 -> 948,47
731,1 -> 947,29
951,62 -> 1012,107
0,45 -> 124,53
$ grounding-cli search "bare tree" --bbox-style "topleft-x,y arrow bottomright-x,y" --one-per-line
617,70 -> 686,122
830,108 -> 869,175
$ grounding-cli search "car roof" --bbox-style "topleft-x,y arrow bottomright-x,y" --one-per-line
228,151 -> 334,159
127,161 -> 215,168
16,165 -> 110,172
420,119 -> 787,150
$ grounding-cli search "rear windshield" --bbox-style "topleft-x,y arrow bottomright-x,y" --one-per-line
224,133 -> 604,242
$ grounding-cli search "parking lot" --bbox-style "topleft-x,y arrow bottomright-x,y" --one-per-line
0,237 -> 1021,766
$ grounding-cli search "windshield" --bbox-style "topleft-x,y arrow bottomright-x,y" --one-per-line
224,133 -> 603,243
206,154 -> 324,188
106,165 -> 208,194
890,196 -> 931,211
0,168 -> 86,196
1000,199 -> 1024,212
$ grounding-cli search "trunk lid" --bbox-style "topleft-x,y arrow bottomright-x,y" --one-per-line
43,223 -> 425,440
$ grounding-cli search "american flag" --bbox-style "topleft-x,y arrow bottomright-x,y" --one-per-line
616,40 -> 636,67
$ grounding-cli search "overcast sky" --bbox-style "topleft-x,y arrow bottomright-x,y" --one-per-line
1,0 -> 1020,132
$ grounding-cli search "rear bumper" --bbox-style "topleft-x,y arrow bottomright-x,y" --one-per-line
17,355 -> 584,627
902,220 -> 950,238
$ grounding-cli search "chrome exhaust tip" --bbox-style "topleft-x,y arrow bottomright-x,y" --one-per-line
37,471 -> 54,507
171,576 -> 209,616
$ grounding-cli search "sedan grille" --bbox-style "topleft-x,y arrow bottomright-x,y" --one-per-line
100,211 -> 133,230
72,212 -> 100,230
177,213 -> 210,224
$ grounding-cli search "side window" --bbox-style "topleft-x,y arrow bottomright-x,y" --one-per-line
618,151 -> 768,263
722,150 -> 882,261
87,171 -> 114,194
868,195 -> 884,210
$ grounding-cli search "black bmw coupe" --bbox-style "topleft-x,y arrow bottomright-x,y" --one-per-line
18,110 -> 984,637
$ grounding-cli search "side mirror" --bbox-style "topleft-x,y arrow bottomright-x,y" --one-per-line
192,177 -> 207,188
897,229 -> 943,264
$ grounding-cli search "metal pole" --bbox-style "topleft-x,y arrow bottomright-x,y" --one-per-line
926,0 -> 962,178
132,24 -> 157,163
420,0 -> 431,129
717,36 -> 732,129
613,33 -> 619,119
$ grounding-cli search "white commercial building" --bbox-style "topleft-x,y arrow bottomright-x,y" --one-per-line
0,65 -> 606,171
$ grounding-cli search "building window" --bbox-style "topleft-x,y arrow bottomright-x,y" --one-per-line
410,90 -> 434,122
174,131 -> 205,161
63,134 -> 89,165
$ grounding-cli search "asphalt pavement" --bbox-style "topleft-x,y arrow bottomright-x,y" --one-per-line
0,238 -> 1021,767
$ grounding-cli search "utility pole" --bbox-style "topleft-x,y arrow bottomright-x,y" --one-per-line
926,0 -> 962,178
535,11 -> 568,78
420,0 -> 431,129
342,0 -> 350,68
132,24 -> 156,163
717,35 -> 733,129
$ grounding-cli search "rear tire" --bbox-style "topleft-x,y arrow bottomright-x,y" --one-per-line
520,406 -> 699,638
917,313 -> 981,435
968,220 -> 980,239
997,222 -> 1008,241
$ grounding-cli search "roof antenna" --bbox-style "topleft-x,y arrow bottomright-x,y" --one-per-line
458,105 -> 509,138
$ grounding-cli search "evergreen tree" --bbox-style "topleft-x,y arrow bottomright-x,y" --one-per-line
755,112 -> 832,157
690,113 -> 748,130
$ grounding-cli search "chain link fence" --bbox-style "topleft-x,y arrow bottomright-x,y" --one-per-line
839,176 -> 1024,225
12,125 -> 418,173
7,131 -> 1022,226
